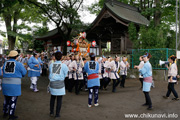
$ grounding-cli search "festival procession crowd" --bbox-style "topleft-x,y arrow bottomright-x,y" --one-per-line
0,48 -> 179,120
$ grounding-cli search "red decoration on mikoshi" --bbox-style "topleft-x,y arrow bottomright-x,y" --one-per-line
72,47 -> 74,52
67,41 -> 71,46
92,41 -> 96,47
74,39 -> 78,45
82,32 -> 86,39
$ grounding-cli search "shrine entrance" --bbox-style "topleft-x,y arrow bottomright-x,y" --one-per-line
87,0 -> 149,55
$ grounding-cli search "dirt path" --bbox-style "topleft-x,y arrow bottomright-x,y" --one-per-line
0,76 -> 180,120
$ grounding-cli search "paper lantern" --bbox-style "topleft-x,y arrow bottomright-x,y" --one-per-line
92,41 -> 96,47
67,41 -> 71,46
74,39 -> 78,45
82,32 -> 86,39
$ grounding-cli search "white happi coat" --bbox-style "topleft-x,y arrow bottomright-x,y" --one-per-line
69,60 -> 83,80
68,60 -> 75,79
119,61 -> 130,76
103,61 -> 111,78
168,63 -> 178,83
98,61 -> 103,79
62,60 -> 66,64
66,60 -> 71,78
109,60 -> 120,79
138,61 -> 144,78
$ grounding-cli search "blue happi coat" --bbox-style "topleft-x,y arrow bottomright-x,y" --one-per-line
139,61 -> 152,78
49,61 -> 68,96
28,56 -> 42,77
84,60 -> 100,88
2,59 -> 27,96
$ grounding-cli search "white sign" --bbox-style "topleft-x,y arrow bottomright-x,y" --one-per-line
176,51 -> 180,59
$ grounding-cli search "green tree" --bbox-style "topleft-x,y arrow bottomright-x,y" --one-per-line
32,26 -> 49,53
0,0 -> 48,50
27,0 -> 84,55
89,0 -> 178,49
128,23 -> 137,47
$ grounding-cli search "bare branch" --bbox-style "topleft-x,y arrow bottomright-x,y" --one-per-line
76,0 -> 83,11
72,0 -> 78,7
55,0 -> 62,17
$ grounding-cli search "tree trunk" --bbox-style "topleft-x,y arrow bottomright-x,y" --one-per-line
144,0 -> 146,9
140,0 -> 143,10
130,0 -> 134,5
154,0 -> 161,26
146,0 -> 150,20
3,14 -> 16,50
179,0 -> 180,49
63,38 -> 68,55
3,7 -> 19,50
8,37 -> 16,50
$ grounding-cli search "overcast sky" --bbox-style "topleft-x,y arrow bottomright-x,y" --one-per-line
0,0 -> 97,40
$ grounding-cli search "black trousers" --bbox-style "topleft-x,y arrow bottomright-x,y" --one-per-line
65,77 -> 68,90
143,92 -> 152,108
112,78 -> 121,92
68,78 -> 75,92
104,77 -> 111,89
75,80 -> 84,94
100,78 -> 104,89
166,83 -> 178,98
120,75 -> 126,87
139,78 -> 143,88
42,69 -> 47,76
50,95 -> 63,117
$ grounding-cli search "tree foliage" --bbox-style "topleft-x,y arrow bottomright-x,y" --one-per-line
32,26 -> 49,53
27,0 -> 84,55
0,0 -> 48,50
89,0 -> 178,49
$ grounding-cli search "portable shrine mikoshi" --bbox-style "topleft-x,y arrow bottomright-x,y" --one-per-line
67,32 -> 96,60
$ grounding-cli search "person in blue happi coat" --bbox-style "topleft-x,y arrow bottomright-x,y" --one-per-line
2,50 -> 27,120
28,52 -> 42,92
0,66 -> 2,91
135,52 -> 153,110
49,51 -> 68,118
84,53 -> 100,108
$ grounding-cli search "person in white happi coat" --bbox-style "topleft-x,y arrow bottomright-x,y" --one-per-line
120,56 -> 130,88
109,56 -> 121,92
63,55 -> 70,90
69,55 -> 84,95
103,57 -> 112,89
65,55 -> 71,90
134,56 -> 144,89
68,55 -> 76,92
17,53 -> 24,63
82,58 -> 88,91
98,57 -> 106,90
98,57 -> 103,89
48,53 -> 56,67
163,55 -> 179,100
21,55 -> 29,69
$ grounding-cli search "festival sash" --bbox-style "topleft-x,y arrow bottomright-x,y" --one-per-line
87,73 -> 99,80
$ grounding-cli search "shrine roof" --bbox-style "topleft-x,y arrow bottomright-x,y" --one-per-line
91,0 -> 149,28
35,28 -> 59,40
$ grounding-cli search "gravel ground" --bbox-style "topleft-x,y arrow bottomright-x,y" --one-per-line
0,75 -> 180,120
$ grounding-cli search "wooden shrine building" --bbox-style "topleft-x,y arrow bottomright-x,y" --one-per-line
35,28 -> 64,52
86,0 -> 149,55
